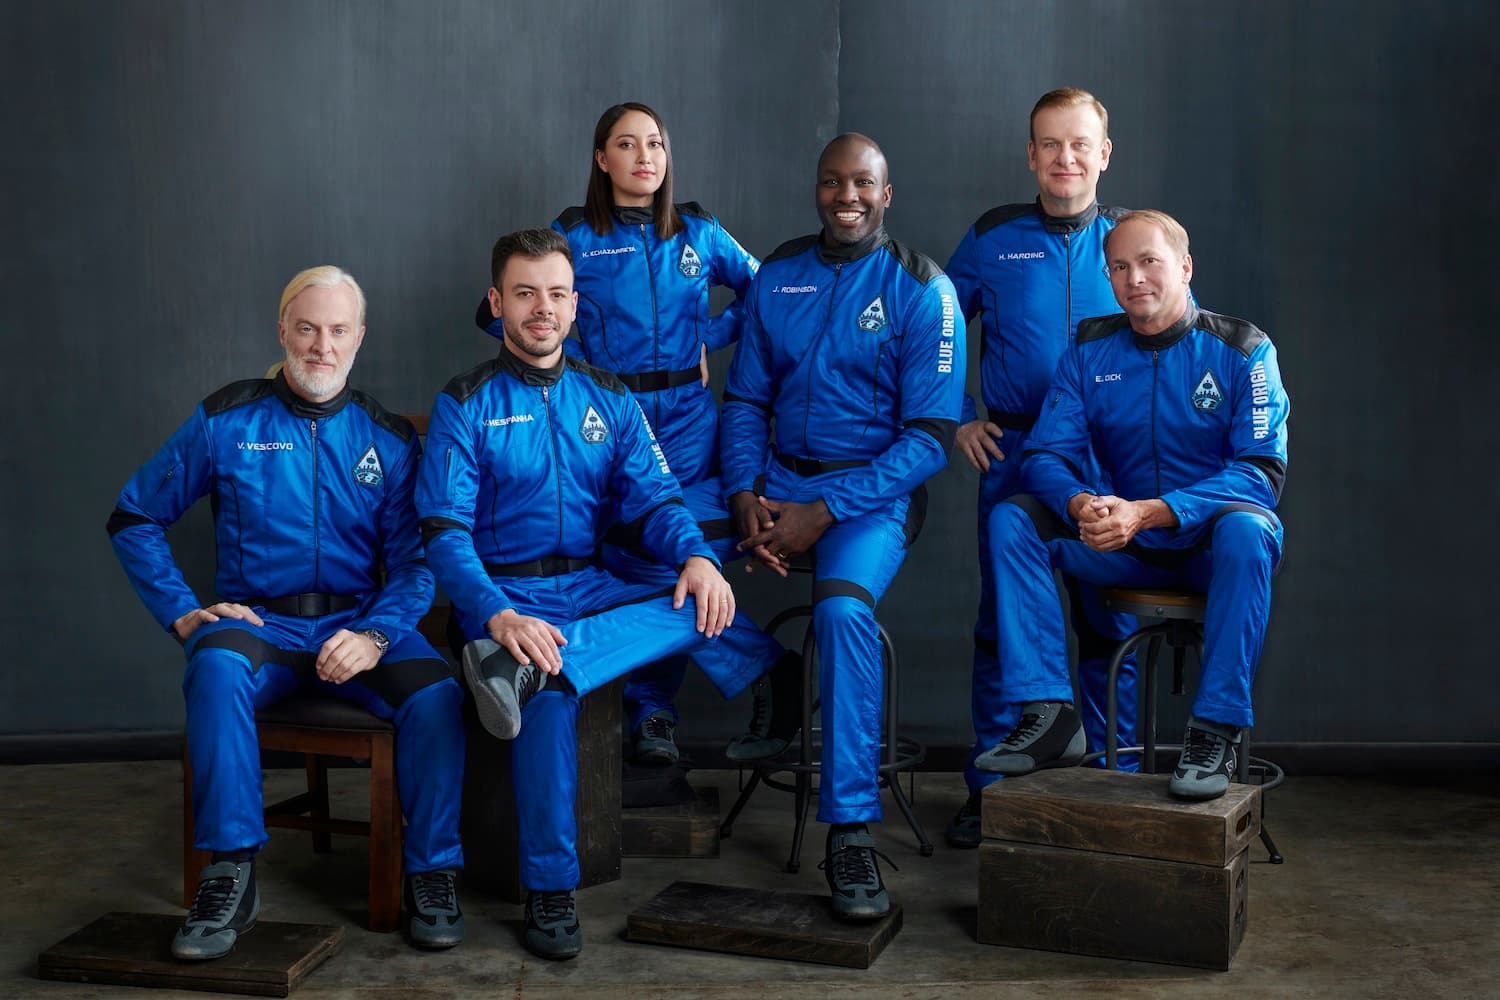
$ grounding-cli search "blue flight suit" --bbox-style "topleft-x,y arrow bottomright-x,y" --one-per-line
107,374 -> 464,875
418,349 -> 780,890
476,203 -> 764,729
994,305 -> 1289,728
945,200 -> 1138,788
722,229 -> 965,824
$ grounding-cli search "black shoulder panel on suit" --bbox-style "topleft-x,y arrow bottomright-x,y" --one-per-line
554,206 -> 587,230
441,359 -> 504,403
764,234 -> 821,264
202,379 -> 274,417
348,390 -> 415,443
1196,310 -> 1269,358
1077,313 -> 1129,345
676,201 -> 712,221
885,239 -> 944,285
973,202 -> 1037,237
565,355 -> 627,395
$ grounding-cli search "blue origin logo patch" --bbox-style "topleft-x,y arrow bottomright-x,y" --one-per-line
1192,368 -> 1224,412
857,296 -> 888,333
580,404 -> 609,444
678,243 -> 703,278
353,444 -> 383,486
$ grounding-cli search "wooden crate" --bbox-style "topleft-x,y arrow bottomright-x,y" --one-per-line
982,767 -> 1260,866
623,786 -> 721,858
460,678 -> 622,903
977,768 -> 1261,969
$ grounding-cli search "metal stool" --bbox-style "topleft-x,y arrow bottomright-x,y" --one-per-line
1100,587 -> 1285,864
719,594 -> 932,873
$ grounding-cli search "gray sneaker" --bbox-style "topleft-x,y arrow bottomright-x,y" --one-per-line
1169,717 -> 1241,801
943,790 -> 984,849
172,861 -> 259,961
524,889 -> 582,959
632,711 -> 680,765
974,701 -> 1086,775
404,868 -> 464,949
819,824 -> 894,921
462,639 -> 547,740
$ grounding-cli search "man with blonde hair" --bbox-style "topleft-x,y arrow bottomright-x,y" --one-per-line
942,88 -> 1140,846
980,210 -> 1289,801
108,266 -> 466,959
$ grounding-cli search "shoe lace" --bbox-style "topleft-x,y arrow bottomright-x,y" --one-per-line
1000,709 -> 1047,748
187,870 -> 242,924
819,843 -> 899,887
411,870 -> 456,912
1179,727 -> 1221,769
959,791 -> 982,821
641,714 -> 674,742
515,665 -> 544,704
745,677 -> 772,739
534,890 -> 576,924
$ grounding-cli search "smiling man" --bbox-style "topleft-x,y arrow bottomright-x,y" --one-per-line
418,228 -> 789,960
720,133 -> 966,919
108,266 -> 466,959
941,88 -> 1142,847
979,210 -> 1290,802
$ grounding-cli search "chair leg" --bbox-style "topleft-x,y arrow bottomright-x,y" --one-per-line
181,742 -> 211,909
719,768 -> 763,839
307,755 -> 332,853
367,734 -> 402,933
786,771 -> 812,874
883,768 -> 933,856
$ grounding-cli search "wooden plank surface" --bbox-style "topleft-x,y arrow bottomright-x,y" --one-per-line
37,912 -> 343,997
982,767 -> 1261,867
623,786 -> 721,857
977,841 -> 1248,970
627,881 -> 902,969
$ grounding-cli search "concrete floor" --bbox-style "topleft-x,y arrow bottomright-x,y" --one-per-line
2,761 -> 1497,999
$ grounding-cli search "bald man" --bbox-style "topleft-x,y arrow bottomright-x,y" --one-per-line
721,134 -> 966,919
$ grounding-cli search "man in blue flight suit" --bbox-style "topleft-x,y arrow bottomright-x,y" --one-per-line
979,210 -> 1289,801
108,267 -> 466,960
942,88 -> 1140,847
721,134 -> 966,920
419,228 -> 795,960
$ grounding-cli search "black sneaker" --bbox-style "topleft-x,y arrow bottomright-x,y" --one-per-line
973,701 -> 1086,775
524,889 -> 582,959
819,824 -> 895,921
1169,717 -> 1241,801
404,868 -> 464,949
631,710 -> 679,766
462,639 -> 547,740
725,650 -> 802,762
943,790 -> 984,849
172,861 -> 259,960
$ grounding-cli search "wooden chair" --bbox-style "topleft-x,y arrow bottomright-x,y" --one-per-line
181,411 -> 448,933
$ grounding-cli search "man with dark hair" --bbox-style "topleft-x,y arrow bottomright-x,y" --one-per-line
721,134 -> 965,920
980,210 -> 1289,801
108,266 -> 466,959
418,228 -> 795,960
942,88 -> 1140,847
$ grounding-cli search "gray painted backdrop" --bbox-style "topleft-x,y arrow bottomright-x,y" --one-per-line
3,0 -> 1496,750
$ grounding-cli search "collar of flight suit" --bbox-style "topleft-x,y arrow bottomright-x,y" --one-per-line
271,369 -> 352,419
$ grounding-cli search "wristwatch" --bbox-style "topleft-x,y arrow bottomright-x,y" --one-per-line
358,628 -> 390,657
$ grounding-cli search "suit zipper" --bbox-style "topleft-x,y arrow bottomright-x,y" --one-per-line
639,224 -> 660,372
1063,230 -> 1073,344
803,261 -> 843,453
310,419 -> 321,587
1150,352 -> 1162,496
542,385 -> 564,549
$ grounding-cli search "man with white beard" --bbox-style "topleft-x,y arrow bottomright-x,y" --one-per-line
108,266 -> 466,959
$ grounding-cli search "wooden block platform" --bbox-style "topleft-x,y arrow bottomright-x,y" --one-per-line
623,787 -> 721,857
626,880 -> 902,968
37,912 -> 343,997
982,767 -> 1261,866
978,840 -> 1249,970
